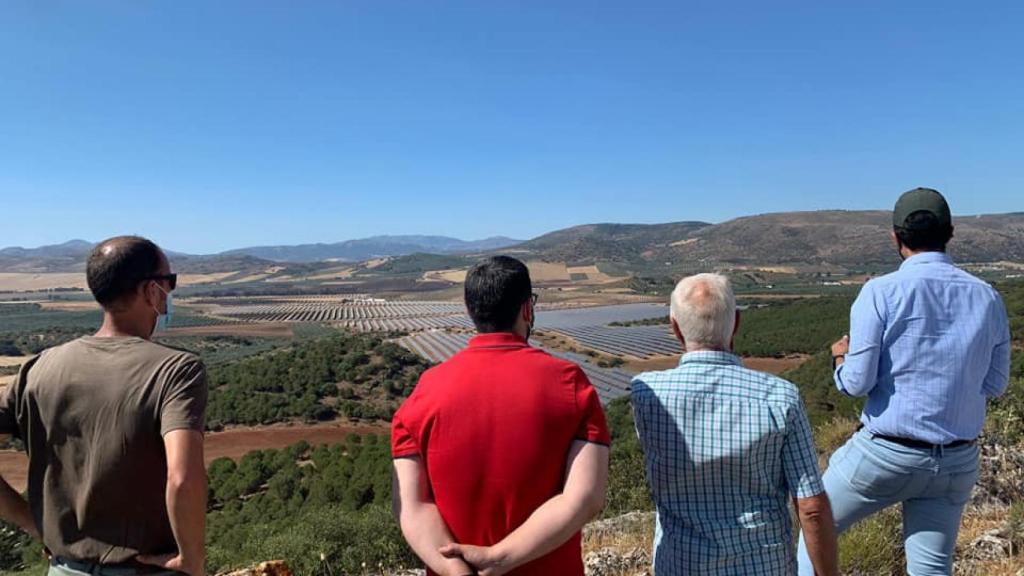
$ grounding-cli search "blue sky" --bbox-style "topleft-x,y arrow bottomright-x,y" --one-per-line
1,1 -> 1021,254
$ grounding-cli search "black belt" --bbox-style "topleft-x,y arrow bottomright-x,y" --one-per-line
872,434 -> 975,450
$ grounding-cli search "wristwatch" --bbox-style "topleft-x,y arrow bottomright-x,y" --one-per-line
831,354 -> 845,370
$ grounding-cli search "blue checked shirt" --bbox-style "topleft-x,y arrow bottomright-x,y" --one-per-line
837,252 -> 1011,444
632,351 -> 824,575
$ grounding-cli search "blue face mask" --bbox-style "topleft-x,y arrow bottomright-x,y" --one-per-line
152,285 -> 174,335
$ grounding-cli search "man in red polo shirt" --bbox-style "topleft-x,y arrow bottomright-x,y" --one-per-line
392,256 -> 611,576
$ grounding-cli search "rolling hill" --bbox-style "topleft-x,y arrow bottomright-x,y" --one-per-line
501,211 -> 1024,273
3,212 -> 1022,276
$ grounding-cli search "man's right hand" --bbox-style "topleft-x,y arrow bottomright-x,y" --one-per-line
137,552 -> 205,576
831,335 -> 850,359
439,543 -> 507,576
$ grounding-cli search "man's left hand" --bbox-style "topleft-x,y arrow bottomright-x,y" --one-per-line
831,335 -> 850,359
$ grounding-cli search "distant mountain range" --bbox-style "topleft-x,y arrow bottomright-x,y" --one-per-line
220,235 -> 522,263
0,235 -> 524,273
3,211 -> 1023,274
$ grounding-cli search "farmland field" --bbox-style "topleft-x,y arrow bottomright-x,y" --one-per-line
0,421 -> 388,493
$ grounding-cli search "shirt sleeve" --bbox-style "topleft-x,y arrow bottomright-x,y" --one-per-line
0,371 -> 19,436
781,398 -> 824,499
836,280 -> 887,397
982,293 -> 1012,398
159,357 -> 208,436
573,367 -> 611,445
391,407 -> 421,459
0,357 -> 37,438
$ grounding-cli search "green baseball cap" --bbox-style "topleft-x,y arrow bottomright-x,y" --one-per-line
893,187 -> 952,229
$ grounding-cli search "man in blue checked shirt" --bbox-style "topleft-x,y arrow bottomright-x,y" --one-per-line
798,188 -> 1012,576
632,273 -> 839,576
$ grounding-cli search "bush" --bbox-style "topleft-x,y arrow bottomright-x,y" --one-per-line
216,504 -> 415,575
838,507 -> 905,575
602,397 -> 654,517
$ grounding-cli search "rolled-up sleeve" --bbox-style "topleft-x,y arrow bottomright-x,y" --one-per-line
982,294 -> 1011,398
836,281 -> 887,397
782,399 -> 824,499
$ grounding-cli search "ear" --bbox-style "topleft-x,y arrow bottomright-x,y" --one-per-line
890,230 -> 901,249
730,310 -> 741,350
670,318 -> 686,351
521,299 -> 533,324
140,280 -> 158,309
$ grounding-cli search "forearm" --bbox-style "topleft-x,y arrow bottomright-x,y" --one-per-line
0,477 -> 38,539
166,474 -> 207,575
489,492 -> 601,572
798,500 -> 839,576
399,502 -> 472,575
982,341 -> 1011,397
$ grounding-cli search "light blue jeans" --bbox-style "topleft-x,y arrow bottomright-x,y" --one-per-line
797,428 -> 979,576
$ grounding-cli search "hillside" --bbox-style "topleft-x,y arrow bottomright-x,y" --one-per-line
507,221 -> 712,267
502,211 -> 1024,274
674,211 -> 1024,268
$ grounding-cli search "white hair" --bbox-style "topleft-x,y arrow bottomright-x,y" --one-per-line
669,273 -> 736,350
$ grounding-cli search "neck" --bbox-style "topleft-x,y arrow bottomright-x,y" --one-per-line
685,344 -> 730,353
901,247 -> 944,259
94,312 -> 153,340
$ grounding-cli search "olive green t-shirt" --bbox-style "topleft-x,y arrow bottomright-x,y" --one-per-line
0,336 -> 207,565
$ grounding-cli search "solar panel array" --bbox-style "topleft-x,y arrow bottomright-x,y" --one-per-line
396,331 -> 634,404
207,298 -> 467,326
551,325 -> 682,359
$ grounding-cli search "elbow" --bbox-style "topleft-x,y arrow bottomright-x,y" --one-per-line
167,470 -> 207,495
797,494 -> 834,529
582,488 -> 607,521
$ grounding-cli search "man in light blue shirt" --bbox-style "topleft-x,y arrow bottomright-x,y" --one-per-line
633,273 -> 838,576
798,188 -> 1012,576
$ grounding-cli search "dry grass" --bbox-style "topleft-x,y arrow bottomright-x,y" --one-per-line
421,269 -> 468,283
36,301 -> 99,311
179,272 -> 240,286
0,356 -> 30,367
743,354 -> 810,374
584,521 -> 654,556
0,273 -> 88,291
525,261 -> 570,282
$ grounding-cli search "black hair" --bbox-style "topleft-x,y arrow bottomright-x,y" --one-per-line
464,256 -> 533,333
894,210 -> 953,252
86,236 -> 164,308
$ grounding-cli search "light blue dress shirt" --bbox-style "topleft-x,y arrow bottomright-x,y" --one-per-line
632,351 -> 823,575
836,251 -> 1011,444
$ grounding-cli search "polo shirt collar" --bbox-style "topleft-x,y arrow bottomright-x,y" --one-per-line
899,251 -> 952,270
468,332 -> 529,349
678,350 -> 742,367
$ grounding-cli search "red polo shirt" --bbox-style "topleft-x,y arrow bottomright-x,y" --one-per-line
392,332 -> 611,575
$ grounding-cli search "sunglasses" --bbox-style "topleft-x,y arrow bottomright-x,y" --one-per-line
142,273 -> 178,291
531,292 -> 539,306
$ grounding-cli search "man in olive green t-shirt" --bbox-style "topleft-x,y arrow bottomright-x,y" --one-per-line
0,236 -> 208,576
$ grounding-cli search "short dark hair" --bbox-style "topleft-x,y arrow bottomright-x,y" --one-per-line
86,236 -> 164,307
894,210 -> 953,252
464,256 -> 532,333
